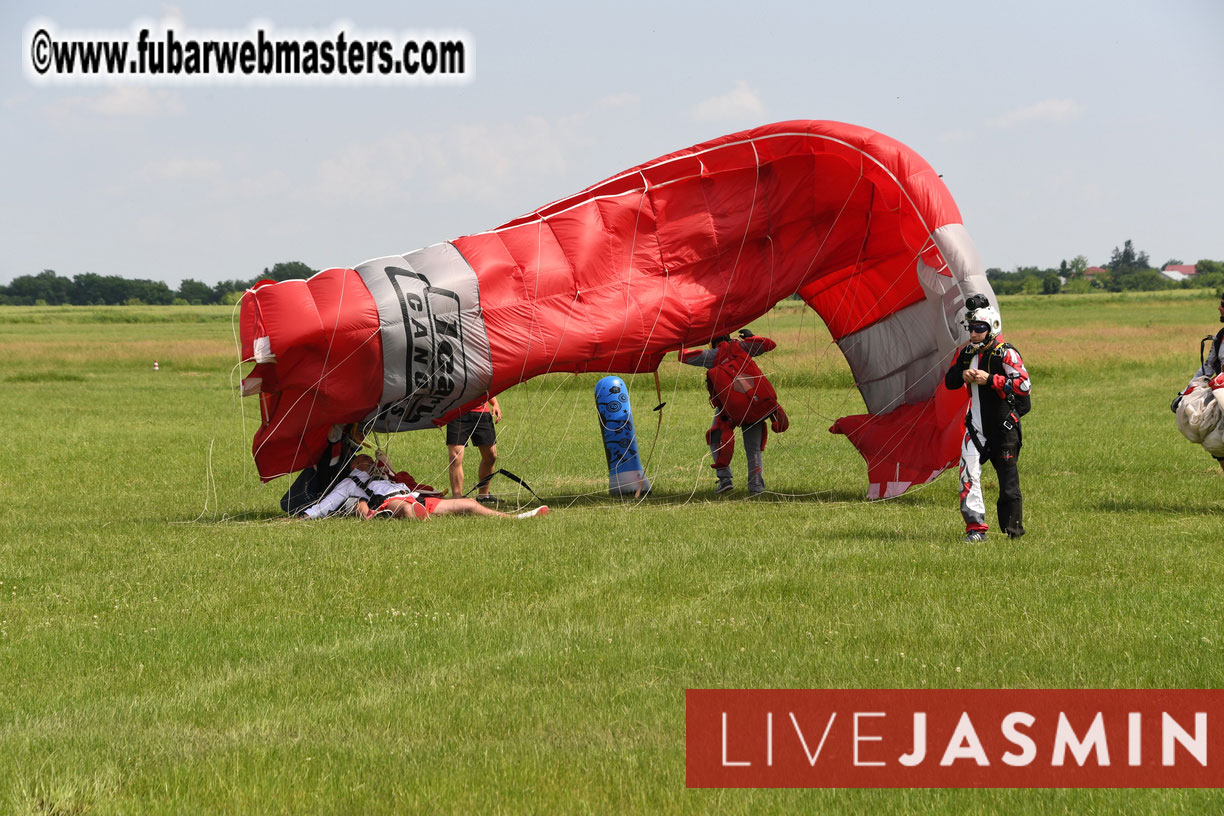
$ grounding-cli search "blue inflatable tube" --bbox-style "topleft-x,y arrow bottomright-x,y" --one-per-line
594,376 -> 652,497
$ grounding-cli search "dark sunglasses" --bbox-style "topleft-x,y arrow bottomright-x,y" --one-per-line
967,321 -> 991,333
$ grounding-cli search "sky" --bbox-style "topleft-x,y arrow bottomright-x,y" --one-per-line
2,0 -> 1222,289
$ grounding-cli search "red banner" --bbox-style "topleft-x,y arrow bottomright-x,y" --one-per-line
686,689 -> 1224,788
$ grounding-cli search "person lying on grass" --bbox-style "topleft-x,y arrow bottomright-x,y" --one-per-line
296,454 -> 548,521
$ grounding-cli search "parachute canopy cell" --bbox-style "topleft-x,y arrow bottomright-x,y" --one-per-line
240,120 -> 996,496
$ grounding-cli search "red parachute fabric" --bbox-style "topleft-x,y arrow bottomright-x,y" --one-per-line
453,122 -> 960,394
241,120 -> 983,493
240,270 -> 382,475
829,381 -> 967,500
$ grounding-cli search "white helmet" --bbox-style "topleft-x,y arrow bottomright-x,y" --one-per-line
961,294 -> 1001,349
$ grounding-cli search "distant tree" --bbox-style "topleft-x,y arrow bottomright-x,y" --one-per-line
1090,266 -> 1113,290
1042,273 -> 1061,295
1162,258 -> 1184,269
177,278 -> 214,305
1107,239 -> 1151,275
126,279 -> 175,305
1067,255 -> 1088,278
6,270 -> 72,304
1194,259 -> 1224,292
72,273 -> 142,305
1112,268 -> 1174,292
212,279 -> 252,302
262,261 -> 315,282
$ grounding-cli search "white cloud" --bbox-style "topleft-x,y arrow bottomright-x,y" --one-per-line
92,87 -> 186,117
313,133 -> 430,204
987,99 -> 1081,129
596,92 -> 640,110
690,81 -> 766,123
140,156 -> 223,182
939,129 -> 976,144
161,4 -> 186,26
311,108 -> 610,208
44,87 -> 186,123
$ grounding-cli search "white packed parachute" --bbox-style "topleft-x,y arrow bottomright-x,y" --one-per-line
1175,374 -> 1224,458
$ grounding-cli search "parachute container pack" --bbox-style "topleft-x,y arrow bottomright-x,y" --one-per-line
1176,374 -> 1224,458
240,120 -> 997,498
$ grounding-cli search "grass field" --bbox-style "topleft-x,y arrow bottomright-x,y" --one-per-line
1,291 -> 1222,814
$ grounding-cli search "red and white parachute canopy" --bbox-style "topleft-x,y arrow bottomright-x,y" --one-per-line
240,120 -> 995,497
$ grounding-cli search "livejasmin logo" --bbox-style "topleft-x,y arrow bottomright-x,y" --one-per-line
685,690 -> 1224,788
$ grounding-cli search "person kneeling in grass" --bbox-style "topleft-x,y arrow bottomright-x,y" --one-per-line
298,454 -> 548,521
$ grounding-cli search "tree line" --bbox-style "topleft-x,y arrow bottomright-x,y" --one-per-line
3,241 -> 1222,306
987,241 -> 1223,296
0,261 -> 315,306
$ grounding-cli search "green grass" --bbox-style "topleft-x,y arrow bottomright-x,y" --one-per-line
1,294 -> 1222,814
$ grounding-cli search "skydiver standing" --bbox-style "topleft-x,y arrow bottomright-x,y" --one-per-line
944,294 -> 1031,542
680,329 -> 788,496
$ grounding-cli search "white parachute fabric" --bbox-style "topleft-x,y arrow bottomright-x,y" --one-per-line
1176,375 -> 1224,457
836,224 -> 992,415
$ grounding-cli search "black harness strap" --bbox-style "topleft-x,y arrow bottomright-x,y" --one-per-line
468,468 -> 542,502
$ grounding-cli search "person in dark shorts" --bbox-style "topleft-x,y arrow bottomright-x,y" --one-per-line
446,396 -> 501,501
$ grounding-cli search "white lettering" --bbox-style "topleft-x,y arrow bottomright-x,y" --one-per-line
1162,712 -> 1207,766
790,712 -> 837,766
767,712 -> 773,767
1053,712 -> 1110,766
853,712 -> 886,767
898,712 -> 926,766
940,712 -> 990,766
721,712 -> 750,767
1001,711 -> 1036,766
1129,713 -> 1142,766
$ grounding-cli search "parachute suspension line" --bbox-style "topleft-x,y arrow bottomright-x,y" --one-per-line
621,174 -> 677,500
284,272 -> 357,481
769,167 -> 874,439
496,214 -> 567,471
588,174 -> 657,507
231,295 -> 262,486
780,167 -> 875,437
604,172 -> 650,377
194,437 -> 220,522
706,142 -> 764,344
249,324 -> 383,481
636,369 -> 668,489
832,232 -> 951,420
653,147 -> 764,504
809,227 -> 965,495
